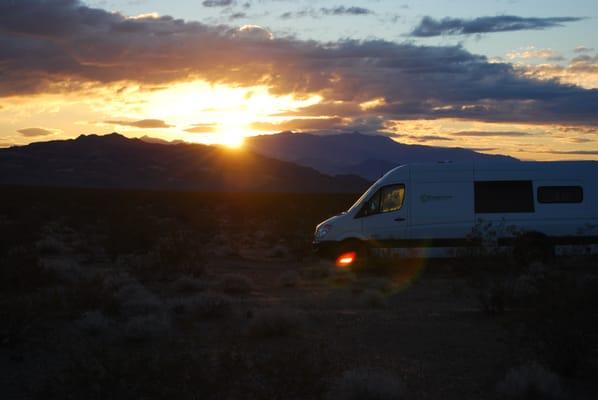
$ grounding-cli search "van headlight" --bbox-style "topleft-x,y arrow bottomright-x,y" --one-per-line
315,224 -> 333,240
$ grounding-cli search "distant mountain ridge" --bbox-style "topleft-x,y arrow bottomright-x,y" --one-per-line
245,132 -> 519,180
0,133 -> 369,193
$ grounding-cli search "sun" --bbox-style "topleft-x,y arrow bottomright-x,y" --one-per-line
219,129 -> 245,148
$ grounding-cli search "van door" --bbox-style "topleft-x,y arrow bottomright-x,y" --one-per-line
358,183 -> 409,248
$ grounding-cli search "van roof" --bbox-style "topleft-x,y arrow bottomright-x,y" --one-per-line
384,160 -> 598,179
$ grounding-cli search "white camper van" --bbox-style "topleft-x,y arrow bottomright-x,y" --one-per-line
313,161 -> 598,264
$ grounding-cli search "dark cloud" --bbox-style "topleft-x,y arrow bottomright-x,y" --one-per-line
17,127 -> 55,137
229,12 -> 247,20
402,134 -> 454,142
280,6 -> 373,19
105,119 -> 173,128
574,46 -> 594,54
451,131 -> 531,137
0,1 -> 597,127
320,6 -> 373,16
543,150 -> 598,155
251,117 -> 344,131
184,124 -> 219,133
570,137 -> 593,143
202,0 -> 235,7
410,15 -> 583,37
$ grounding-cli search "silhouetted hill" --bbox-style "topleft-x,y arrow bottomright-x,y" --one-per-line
0,133 -> 369,193
245,132 -> 519,180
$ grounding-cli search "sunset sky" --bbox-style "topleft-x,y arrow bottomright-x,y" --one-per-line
0,0 -> 597,159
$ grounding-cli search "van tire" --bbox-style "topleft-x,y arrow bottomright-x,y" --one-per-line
513,232 -> 554,266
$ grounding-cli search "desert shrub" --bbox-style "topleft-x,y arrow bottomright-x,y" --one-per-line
171,275 -> 208,293
327,368 -> 403,400
247,308 -> 305,338
41,343 -> 215,400
169,293 -> 233,320
497,363 -> 563,399
279,270 -> 301,287
330,268 -> 357,286
124,314 -> 171,342
0,250 -> 60,292
267,243 -> 289,258
102,211 -> 160,260
360,290 -> 388,309
354,277 -> 393,294
477,280 -> 510,315
77,311 -> 114,336
35,236 -> 68,255
103,271 -> 136,291
218,273 -> 253,295
65,274 -> 121,317
521,273 -> 596,377
154,230 -> 205,276
301,263 -> 331,280
116,282 -> 162,317
214,343 -> 332,399
41,258 -> 84,284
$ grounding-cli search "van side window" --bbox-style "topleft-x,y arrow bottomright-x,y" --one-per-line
359,184 -> 405,217
380,185 -> 405,213
538,186 -> 583,203
474,180 -> 534,213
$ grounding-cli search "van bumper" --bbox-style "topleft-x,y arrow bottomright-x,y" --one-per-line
312,241 -> 338,259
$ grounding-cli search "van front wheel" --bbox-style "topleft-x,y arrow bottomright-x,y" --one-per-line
335,240 -> 369,269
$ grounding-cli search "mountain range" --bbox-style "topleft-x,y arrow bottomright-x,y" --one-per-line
0,131 -> 519,192
245,132 -> 518,180
0,133 -> 369,193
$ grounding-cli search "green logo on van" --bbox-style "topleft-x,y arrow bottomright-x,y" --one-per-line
420,194 -> 453,203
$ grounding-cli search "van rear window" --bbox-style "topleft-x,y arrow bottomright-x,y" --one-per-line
474,180 -> 534,213
537,186 -> 583,203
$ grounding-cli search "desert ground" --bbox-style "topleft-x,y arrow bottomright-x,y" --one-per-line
1,187 -> 597,399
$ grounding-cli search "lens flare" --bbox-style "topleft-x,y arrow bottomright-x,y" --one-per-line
336,251 -> 357,268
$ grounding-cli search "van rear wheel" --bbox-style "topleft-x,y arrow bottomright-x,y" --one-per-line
513,232 -> 554,266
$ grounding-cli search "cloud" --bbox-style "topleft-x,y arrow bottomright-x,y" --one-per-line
281,6 -> 373,19
320,6 -> 373,16
410,15 -> 583,37
574,46 -> 594,54
229,12 -> 246,20
507,47 -> 563,62
105,119 -> 173,128
0,1 -> 597,127
250,117 -> 344,131
451,130 -> 531,137
543,149 -> 598,155
516,55 -> 598,89
401,134 -> 454,142
202,0 -> 235,7
17,127 -> 56,137
184,124 -> 219,133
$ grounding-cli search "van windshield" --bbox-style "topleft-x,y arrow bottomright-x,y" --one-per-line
347,183 -> 378,214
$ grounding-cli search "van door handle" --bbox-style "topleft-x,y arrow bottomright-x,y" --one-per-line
394,217 -> 406,222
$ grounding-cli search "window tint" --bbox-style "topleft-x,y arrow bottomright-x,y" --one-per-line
380,185 -> 405,213
475,181 -> 534,213
538,186 -> 583,203
358,184 -> 405,217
